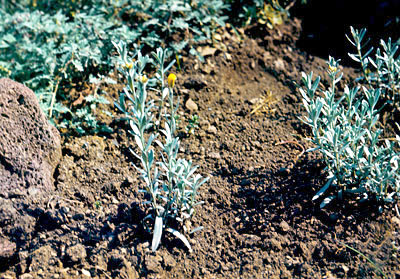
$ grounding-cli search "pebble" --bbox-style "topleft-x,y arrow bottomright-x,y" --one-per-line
112,197 -> 119,204
341,265 -> 349,273
208,152 -> 221,159
185,98 -> 198,111
274,58 -> 285,71
81,268 -> 91,277
392,216 -> 400,226
279,220 -> 290,232
207,125 -> 217,135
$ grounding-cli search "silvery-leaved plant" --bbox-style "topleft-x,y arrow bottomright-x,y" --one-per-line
113,41 -> 208,252
300,56 -> 400,208
347,26 -> 400,108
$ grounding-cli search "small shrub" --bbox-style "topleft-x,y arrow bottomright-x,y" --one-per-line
347,26 -> 400,109
113,41 -> 208,252
300,56 -> 400,208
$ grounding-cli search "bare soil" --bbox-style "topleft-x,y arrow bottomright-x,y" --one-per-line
1,18 -> 400,279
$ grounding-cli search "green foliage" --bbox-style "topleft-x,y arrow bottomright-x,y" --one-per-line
0,0 -> 228,134
347,26 -> 400,108
226,0 -> 299,27
114,41 -> 208,252
186,114 -> 200,135
300,56 -> 400,208
61,92 -> 113,135
0,5 -> 136,133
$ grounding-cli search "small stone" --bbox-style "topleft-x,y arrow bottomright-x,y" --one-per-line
208,152 -> 221,159
81,268 -> 91,277
185,98 -> 198,111
19,274 -> 33,279
341,265 -> 349,273
392,216 -> 400,226
279,220 -> 290,232
198,46 -> 217,57
29,245 -> 58,273
274,58 -> 285,71
112,197 -> 119,204
207,125 -> 217,135
0,237 -> 16,259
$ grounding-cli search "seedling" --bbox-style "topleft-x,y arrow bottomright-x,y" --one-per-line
186,114 -> 200,135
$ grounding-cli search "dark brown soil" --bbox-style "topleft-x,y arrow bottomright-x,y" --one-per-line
2,18 -> 400,279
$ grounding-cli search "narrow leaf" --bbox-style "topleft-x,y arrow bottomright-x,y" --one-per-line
151,217 -> 163,252
166,227 -> 192,253
189,226 -> 204,234
313,176 -> 335,201
320,195 -> 336,208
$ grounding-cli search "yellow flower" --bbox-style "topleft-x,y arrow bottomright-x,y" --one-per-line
140,75 -> 148,84
125,62 -> 133,69
168,73 -> 177,88
328,65 -> 337,73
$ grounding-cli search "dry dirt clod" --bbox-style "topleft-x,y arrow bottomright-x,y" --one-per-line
66,244 -> 87,264
279,220 -> 291,233
0,237 -> 16,260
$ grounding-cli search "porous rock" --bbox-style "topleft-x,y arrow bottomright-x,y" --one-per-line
0,78 -> 61,193
0,78 -> 62,260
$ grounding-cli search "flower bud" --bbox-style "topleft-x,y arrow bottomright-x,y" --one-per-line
168,73 -> 177,88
